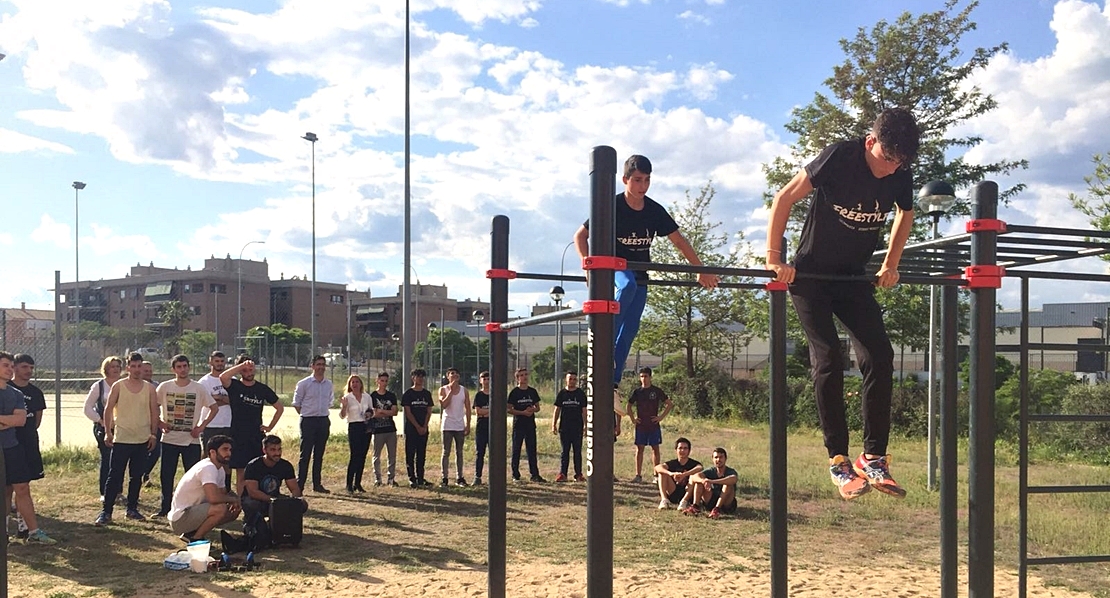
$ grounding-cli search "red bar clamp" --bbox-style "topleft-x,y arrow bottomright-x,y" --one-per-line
963,265 -> 1005,289
765,281 -> 788,292
966,219 -> 1007,233
582,256 -> 628,271
485,322 -> 505,333
582,300 -> 620,314
486,269 -> 517,279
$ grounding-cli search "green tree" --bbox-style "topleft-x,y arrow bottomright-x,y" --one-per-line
160,300 -> 193,354
529,345 -> 582,384
416,328 -> 485,382
633,182 -> 755,381
1069,152 -> 1110,261
177,330 -> 216,366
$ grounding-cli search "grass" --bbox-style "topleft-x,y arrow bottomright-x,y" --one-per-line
9,416 -> 1110,597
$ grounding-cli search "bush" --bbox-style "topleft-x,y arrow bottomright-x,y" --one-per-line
1039,383 -> 1110,463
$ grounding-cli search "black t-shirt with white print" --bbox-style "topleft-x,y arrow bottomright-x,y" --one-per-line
583,192 -> 679,282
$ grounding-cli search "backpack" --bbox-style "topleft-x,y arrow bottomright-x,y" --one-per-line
93,379 -> 108,442
242,509 -> 272,552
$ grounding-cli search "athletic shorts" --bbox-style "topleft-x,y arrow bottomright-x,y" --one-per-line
702,490 -> 738,514
171,503 -> 214,535
3,445 -> 32,485
230,434 -> 262,469
666,484 -> 689,505
634,428 -> 662,447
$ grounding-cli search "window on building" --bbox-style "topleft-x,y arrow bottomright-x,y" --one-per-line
119,310 -> 126,320
193,305 -> 202,315
119,290 -> 126,300
331,295 -> 344,304
210,284 -> 227,294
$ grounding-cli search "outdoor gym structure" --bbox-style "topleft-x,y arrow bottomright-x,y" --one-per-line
477,145 -> 1110,597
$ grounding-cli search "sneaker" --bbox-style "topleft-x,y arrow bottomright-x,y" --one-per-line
554,473 -> 567,483
829,455 -> 871,500
530,475 -> 548,483
388,479 -> 398,487
676,499 -> 690,511
374,479 -> 383,487
419,479 -> 433,487
93,511 -> 111,527
473,476 -> 483,486
151,510 -> 169,519
708,507 -> 721,520
179,531 -> 197,543
511,474 -> 522,483
409,480 -> 419,488
440,478 -> 450,488
631,475 -> 643,484
25,529 -> 57,545
682,505 -> 701,516
658,498 -> 673,510
573,473 -> 585,482
456,478 -> 469,487
125,509 -> 145,521
312,485 -> 331,494
15,514 -> 28,539
853,454 -> 907,499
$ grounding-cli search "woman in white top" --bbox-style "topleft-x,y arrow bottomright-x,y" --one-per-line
438,367 -> 471,487
339,375 -> 373,492
83,356 -> 123,499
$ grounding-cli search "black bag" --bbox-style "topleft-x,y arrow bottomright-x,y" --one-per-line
268,497 -> 303,547
243,509 -> 272,552
220,529 -> 250,555
92,380 -> 107,443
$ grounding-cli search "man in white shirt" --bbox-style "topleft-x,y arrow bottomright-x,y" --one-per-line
168,434 -> 241,542
292,355 -> 334,493
154,354 -> 217,518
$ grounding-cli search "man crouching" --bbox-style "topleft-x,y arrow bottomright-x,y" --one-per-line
168,434 -> 241,542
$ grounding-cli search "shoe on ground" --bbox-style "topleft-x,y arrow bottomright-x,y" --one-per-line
512,474 -> 522,483
440,478 -> 450,487
179,531 -> 197,543
473,476 -> 483,486
574,473 -> 585,482
152,510 -> 169,519
409,480 -> 419,488
829,454 -> 871,501
676,499 -> 690,511
388,479 -> 398,487
419,479 -> 433,487
312,485 -> 331,494
530,475 -> 548,483
125,509 -> 145,521
354,485 -> 367,493
853,453 -> 907,499
456,478 -> 469,487
25,529 -> 57,545
554,473 -> 567,483
93,512 -> 111,527
708,507 -> 721,520
631,475 -> 643,484
658,499 -> 673,510
682,505 -> 701,516
374,479 -> 383,487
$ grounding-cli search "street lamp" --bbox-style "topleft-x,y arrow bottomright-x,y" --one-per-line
237,240 -> 266,350
550,285 -> 565,395
473,309 -> 485,377
72,181 -> 86,371
917,180 -> 956,491
437,307 -> 445,382
302,131 -> 318,351
426,321 -> 436,375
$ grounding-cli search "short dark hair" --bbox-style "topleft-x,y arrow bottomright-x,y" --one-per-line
638,367 -> 652,376
514,368 -> 528,376
713,447 -> 728,459
127,352 -> 143,363
210,351 -> 226,359
235,354 -> 253,365
0,351 -> 13,364
675,437 -> 691,450
206,434 -> 233,455
479,371 -> 489,379
171,354 -> 189,367
623,154 -> 652,178
13,354 -> 34,366
311,355 -> 326,365
377,372 -> 390,379
871,107 -> 920,165
262,435 -> 282,447
411,368 -> 427,378
446,367 -> 459,375
566,370 -> 578,377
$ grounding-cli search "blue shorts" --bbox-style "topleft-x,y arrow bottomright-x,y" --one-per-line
634,428 -> 662,447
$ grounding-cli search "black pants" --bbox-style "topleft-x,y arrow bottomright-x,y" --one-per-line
103,442 -> 148,514
159,442 -> 201,513
94,425 -> 113,495
474,418 -> 489,478
559,429 -> 583,476
790,279 -> 895,458
405,429 -> 428,482
346,422 -> 371,489
511,420 -> 539,479
297,416 -> 331,488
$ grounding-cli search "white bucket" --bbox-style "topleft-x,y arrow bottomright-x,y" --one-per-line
187,540 -> 211,573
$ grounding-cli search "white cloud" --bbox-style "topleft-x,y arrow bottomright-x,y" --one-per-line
677,10 -> 711,26
0,233 -> 13,246
30,215 -> 71,249
0,128 -> 74,154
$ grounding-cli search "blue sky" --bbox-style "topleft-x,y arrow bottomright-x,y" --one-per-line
2,0 -> 1108,319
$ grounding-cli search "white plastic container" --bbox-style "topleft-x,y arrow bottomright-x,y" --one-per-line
187,540 -> 211,573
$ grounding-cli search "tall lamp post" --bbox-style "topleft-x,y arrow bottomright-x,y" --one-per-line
426,322 -> 437,377
473,310 -> 485,377
301,131 -> 318,351
437,307 -> 444,381
237,240 -> 266,351
550,285 -> 565,396
918,180 -> 956,491
72,181 -> 86,371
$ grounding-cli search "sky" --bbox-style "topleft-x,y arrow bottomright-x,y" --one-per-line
2,0 -> 1110,320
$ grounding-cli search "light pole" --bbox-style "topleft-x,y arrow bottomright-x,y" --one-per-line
918,180 -> 956,491
427,321 -> 437,379
473,309 -> 485,377
550,285 -> 565,395
438,307 -> 444,381
237,240 -> 265,351
302,131 -> 318,351
72,181 -> 86,371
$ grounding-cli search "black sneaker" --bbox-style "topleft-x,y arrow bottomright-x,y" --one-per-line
152,510 -> 169,519
456,478 -> 469,487
419,479 -> 433,487
409,480 -> 419,488
179,531 -> 197,543
511,474 -> 522,483
93,511 -> 111,527
530,475 -> 548,484
125,509 -> 146,521
312,485 -> 331,494
388,479 -> 398,487
473,476 -> 483,485
440,478 -> 449,487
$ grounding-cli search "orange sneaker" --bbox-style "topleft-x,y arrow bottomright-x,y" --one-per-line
707,507 -> 721,520
853,454 -> 907,499
829,455 -> 870,500
554,473 -> 567,483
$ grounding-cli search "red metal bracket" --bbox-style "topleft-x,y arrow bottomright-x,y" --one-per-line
485,322 -> 505,333
964,265 -> 1005,289
582,256 -> 628,271
582,300 -> 620,314
486,269 -> 517,280
765,281 -> 788,292
966,219 -> 1007,233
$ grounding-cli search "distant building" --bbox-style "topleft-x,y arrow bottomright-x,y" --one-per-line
352,283 -> 489,343
0,303 -> 54,347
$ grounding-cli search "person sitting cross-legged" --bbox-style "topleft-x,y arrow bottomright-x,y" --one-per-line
683,447 -> 738,520
654,436 -> 702,511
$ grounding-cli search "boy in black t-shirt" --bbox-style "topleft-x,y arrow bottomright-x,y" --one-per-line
471,371 -> 491,485
767,107 -> 920,501
401,369 -> 433,487
219,356 -> 285,495
242,435 -> 307,518
369,372 -> 399,486
551,371 -> 587,483
655,437 -> 702,511
507,368 -> 544,483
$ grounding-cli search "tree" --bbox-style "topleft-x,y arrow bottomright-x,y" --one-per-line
1069,152 -> 1110,261
633,182 -> 754,379
160,300 -> 193,355
415,328 -> 485,382
529,344 -> 584,384
177,330 -> 216,366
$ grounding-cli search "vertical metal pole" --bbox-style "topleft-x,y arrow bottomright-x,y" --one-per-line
1018,277 -> 1030,598
310,139 -> 317,352
927,220 -> 939,490
488,216 -> 510,598
74,185 -> 80,375
968,181 -> 998,598
768,282 -> 789,598
55,271 -> 63,446
940,283 -> 958,598
401,0 -> 413,383
586,145 -> 617,598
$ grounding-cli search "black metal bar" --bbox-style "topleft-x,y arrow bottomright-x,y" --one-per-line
1,431 -> 5,598
875,232 -> 973,255
488,215 -> 510,598
1027,414 -> 1110,422
513,272 -> 588,283
1019,277 -> 1030,598
625,261 -> 770,278
1005,224 -> 1110,238
498,308 -> 586,331
997,235 -> 1110,249
586,145 -> 617,598
1001,249 -> 1110,270
998,343 -> 1110,352
1028,555 -> 1110,565
1027,484 -> 1110,494
1008,270 -> 1110,283
968,181 -> 999,598
769,284 -> 788,598
940,283 -> 959,598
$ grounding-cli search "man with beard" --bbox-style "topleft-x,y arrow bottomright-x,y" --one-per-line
198,351 -> 232,490
168,434 -> 242,542
220,356 -> 284,496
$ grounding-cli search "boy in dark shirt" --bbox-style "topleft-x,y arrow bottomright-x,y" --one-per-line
472,371 -> 491,485
767,107 -> 920,501
551,371 -> 587,482
507,368 -> 544,483
401,369 -> 433,487
242,435 -> 307,518
219,356 -> 284,495
684,447 -> 738,519
655,437 -> 702,511
626,367 -> 673,484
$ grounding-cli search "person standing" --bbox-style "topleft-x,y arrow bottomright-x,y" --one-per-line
154,354 -> 217,518
766,107 -> 919,501
2,352 -> 55,544
508,368 -> 545,483
626,367 -> 673,484
83,356 -> 123,500
551,371 -> 587,483
339,375 -> 371,492
198,352 -> 232,449
401,369 -> 433,488
368,372 -> 399,487
471,371 -> 491,485
8,354 -> 47,540
437,367 -> 471,487
95,352 -> 160,526
219,356 -> 284,496
292,355 -> 334,494
140,360 -> 161,487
